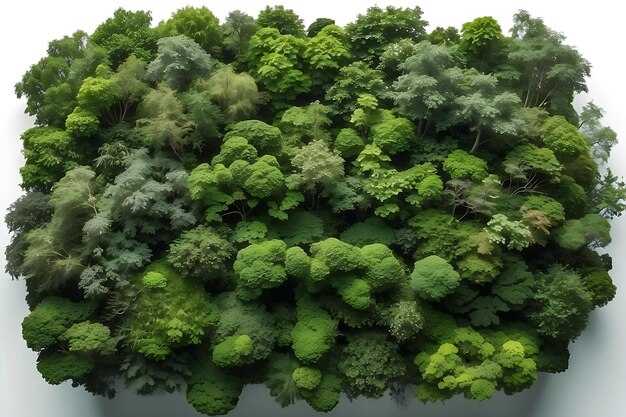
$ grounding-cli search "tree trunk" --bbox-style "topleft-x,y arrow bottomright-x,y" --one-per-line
470,129 -> 482,154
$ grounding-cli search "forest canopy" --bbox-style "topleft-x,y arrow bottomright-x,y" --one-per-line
7,4 -> 625,415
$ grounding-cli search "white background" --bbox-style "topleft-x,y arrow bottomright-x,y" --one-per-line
1,1 -> 624,416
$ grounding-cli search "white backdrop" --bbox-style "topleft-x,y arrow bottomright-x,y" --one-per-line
1,1 -> 624,416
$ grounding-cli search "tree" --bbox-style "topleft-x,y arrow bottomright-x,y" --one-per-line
146,36 -> 216,91
452,71 -> 523,153
443,150 -> 489,182
578,102 -> 618,163
540,115 -> 590,158
37,352 -> 94,385
124,261 -> 219,360
429,27 -> 460,46
279,102 -> 332,145
245,28 -> 310,106
135,85 -> 190,158
90,8 -> 157,69
507,11 -> 590,113
447,255 -> 534,327
224,120 -> 283,155
410,256 -> 461,301
371,115 -> 414,155
158,6 -> 222,55
346,6 -> 427,64
530,265 -> 593,340
19,127 -> 83,191
553,214 -> 611,250
21,167 -> 98,291
460,16 -> 505,72
391,41 -> 464,136
203,66 -> 260,122
22,296 -> 95,351
334,128 -> 365,159
589,169 -> 626,219
303,25 -> 351,89
291,296 -> 338,363
502,144 -> 562,194
338,332 -> 405,399
213,292 -> 277,364
291,140 -> 345,207
221,10 -> 258,60
4,192 -> 53,279
80,150 -> 195,295
307,18 -> 335,37
15,31 -> 105,127
257,6 -> 305,37
233,240 -> 288,300
486,214 -> 532,251
325,62 -> 387,120
167,225 -> 235,282
186,356 -> 244,415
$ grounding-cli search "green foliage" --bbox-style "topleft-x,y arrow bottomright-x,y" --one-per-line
4,192 -> 52,279
325,62 -> 386,120
447,256 -> 534,327
340,217 -> 396,247
246,28 -> 310,106
265,353 -> 301,407
15,31 -> 100,127
291,140 -> 344,192
124,262 -> 219,360
583,270 -> 616,308
292,367 -> 322,390
147,36 -> 216,91
222,10 -> 257,60
186,356 -> 243,415
142,271 -> 167,288
334,128 -> 365,159
22,296 -> 96,351
553,214 -> 611,250
530,266 -> 593,341
338,332 -> 405,398
415,327 -> 538,401
301,372 -> 342,412
257,6 -> 305,37
304,26 -> 351,88
486,214 -> 532,251
91,8 -> 157,68
279,102 -> 332,144
233,240 -> 287,300
347,6 -> 427,64
37,352 -> 94,385
541,116 -> 590,157
224,120 -> 282,155
291,297 -> 338,363
371,116 -> 414,155
392,41 -> 464,135
62,321 -> 113,353
19,127 -> 83,191
411,256 -> 461,301
443,150 -> 489,182
307,18 -> 336,37
460,16 -> 503,71
158,6 -> 222,55
167,225 -> 234,281
213,292 -> 277,364
203,67 -> 260,122
508,11 -> 590,112
9,5 -> 624,413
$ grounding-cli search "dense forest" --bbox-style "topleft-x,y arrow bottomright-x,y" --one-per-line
6,5 -> 625,415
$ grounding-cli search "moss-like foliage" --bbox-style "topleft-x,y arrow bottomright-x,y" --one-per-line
7,5 -> 623,416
